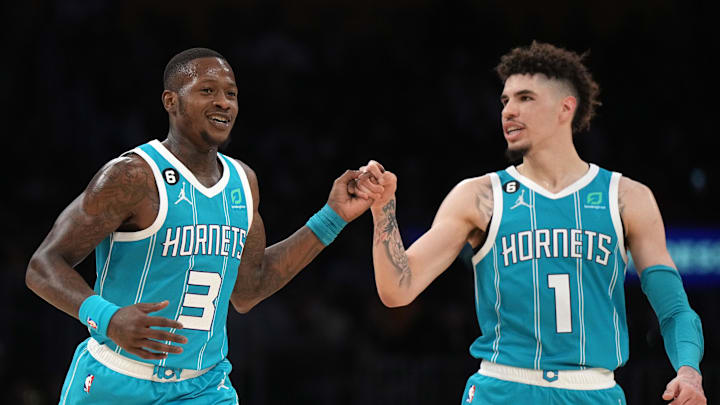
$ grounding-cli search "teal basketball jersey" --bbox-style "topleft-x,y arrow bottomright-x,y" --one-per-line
470,164 -> 629,371
91,140 -> 253,371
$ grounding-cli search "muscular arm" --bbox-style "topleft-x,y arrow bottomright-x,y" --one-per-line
620,177 -> 706,403
619,177 -> 674,271
371,175 -> 492,307
231,164 -> 367,313
26,155 -> 158,319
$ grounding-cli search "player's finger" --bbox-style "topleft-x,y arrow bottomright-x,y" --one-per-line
353,189 -> 372,200
347,179 -> 358,195
146,329 -> 189,344
142,339 -> 184,354
357,178 -> 384,194
355,181 -> 381,197
136,300 -> 170,313
663,382 -> 679,401
335,170 -> 361,185
365,163 -> 384,180
366,160 -> 385,172
670,386 -> 697,405
145,316 -> 184,330
126,346 -> 168,360
378,171 -> 397,186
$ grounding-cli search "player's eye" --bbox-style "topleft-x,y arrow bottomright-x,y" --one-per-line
227,91 -> 237,97
520,95 -> 533,101
202,88 -> 213,94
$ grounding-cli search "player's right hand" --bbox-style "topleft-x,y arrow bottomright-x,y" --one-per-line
106,300 -> 188,360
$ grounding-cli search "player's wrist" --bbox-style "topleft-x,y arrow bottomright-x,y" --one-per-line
678,365 -> 702,378
371,196 -> 396,213
78,294 -> 121,338
306,204 -> 347,246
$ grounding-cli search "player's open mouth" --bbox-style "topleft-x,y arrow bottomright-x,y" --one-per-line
505,127 -> 523,140
207,114 -> 231,129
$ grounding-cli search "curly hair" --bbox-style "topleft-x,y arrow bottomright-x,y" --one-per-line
495,41 -> 601,133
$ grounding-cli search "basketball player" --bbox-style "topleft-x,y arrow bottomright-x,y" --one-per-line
354,42 -> 706,404
25,48 -> 378,404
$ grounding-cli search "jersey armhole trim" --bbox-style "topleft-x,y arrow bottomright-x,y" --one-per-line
472,173 -> 503,266
224,157 -> 254,233
113,148 -> 168,242
609,172 -> 628,264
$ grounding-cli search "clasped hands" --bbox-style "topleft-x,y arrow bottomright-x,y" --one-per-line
348,160 -> 397,209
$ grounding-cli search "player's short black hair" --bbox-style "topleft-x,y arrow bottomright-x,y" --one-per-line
163,48 -> 227,91
495,41 -> 601,133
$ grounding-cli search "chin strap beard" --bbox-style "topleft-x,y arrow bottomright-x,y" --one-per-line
505,147 -> 528,163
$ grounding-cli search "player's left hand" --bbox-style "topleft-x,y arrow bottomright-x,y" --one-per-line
662,366 -> 706,404
327,169 -> 382,222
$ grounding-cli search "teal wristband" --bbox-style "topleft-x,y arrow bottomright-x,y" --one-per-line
78,295 -> 121,338
306,204 -> 347,246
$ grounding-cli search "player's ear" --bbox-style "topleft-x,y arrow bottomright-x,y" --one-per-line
162,90 -> 178,114
559,95 -> 577,125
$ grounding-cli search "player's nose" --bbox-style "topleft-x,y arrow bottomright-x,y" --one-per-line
213,93 -> 232,110
502,101 -> 518,120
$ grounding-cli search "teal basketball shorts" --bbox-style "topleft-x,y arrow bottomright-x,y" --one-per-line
460,360 -> 626,405
59,338 -> 239,405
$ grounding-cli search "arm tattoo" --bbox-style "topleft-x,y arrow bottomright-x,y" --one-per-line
233,216 -> 325,309
374,199 -> 411,287
65,157 -> 157,266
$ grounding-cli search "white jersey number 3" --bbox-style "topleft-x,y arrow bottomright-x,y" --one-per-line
548,274 -> 572,333
178,271 -> 222,331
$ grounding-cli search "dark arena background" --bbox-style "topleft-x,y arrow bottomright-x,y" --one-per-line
2,1 -> 718,404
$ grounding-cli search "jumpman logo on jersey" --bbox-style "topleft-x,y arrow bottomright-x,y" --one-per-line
175,182 -> 193,207
510,189 -> 532,210
217,372 -> 230,390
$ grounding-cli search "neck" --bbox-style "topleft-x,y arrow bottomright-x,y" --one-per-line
162,129 -> 221,181
515,130 -> 588,193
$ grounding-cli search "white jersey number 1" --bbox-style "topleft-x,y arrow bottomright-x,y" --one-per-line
548,273 -> 572,333
178,271 -> 222,331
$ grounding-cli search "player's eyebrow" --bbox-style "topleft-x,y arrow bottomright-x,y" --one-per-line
500,89 -> 537,103
196,77 -> 237,88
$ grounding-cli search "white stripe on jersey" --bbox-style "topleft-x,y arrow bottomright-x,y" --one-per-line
134,234 -> 157,304
573,191 -> 587,367
163,185 -> 198,367
99,235 -> 115,297
491,243 -> 502,363
530,190 -> 542,369
61,348 -> 89,405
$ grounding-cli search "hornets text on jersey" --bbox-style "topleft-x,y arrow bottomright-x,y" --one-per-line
90,140 -> 253,371
470,164 -> 629,371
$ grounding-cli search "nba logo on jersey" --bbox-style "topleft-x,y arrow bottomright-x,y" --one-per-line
466,385 -> 475,403
87,317 -> 98,330
83,374 -> 94,393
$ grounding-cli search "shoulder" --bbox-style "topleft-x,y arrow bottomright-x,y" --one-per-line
83,153 -> 157,215
618,175 -> 652,196
87,153 -> 154,194
617,176 -> 663,237
453,174 -> 493,196
231,158 -> 260,206
438,174 -> 494,229
618,176 -> 656,214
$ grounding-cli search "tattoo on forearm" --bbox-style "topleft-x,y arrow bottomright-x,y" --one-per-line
374,199 -> 411,287
234,224 -> 324,306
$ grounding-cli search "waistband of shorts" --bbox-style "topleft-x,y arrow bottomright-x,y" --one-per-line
87,337 -> 213,383
478,359 -> 616,390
